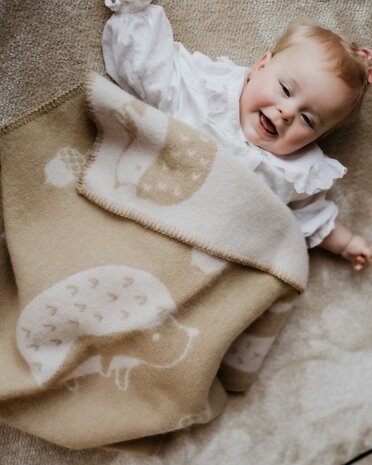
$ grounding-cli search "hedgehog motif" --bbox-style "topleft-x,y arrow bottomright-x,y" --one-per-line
223,297 -> 296,373
223,333 -> 276,373
16,265 -> 193,387
44,147 -> 86,188
137,118 -> 217,205
62,315 -> 199,391
112,102 -> 217,205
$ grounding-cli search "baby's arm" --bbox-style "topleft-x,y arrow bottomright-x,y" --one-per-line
103,1 -> 175,108
289,194 -> 372,270
319,220 -> 372,270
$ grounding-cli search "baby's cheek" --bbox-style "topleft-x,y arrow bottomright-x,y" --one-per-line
284,127 -> 316,152
241,80 -> 267,111
255,76 -> 277,103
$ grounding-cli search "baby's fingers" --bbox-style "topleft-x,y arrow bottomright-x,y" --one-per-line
352,255 -> 366,271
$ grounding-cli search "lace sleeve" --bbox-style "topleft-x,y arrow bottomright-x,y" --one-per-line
289,192 -> 339,248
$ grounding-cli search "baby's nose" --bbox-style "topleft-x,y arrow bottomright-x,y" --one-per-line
278,104 -> 295,123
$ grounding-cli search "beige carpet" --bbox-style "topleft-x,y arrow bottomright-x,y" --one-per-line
1,1 -> 372,464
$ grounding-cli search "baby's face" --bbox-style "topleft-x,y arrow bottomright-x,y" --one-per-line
240,41 -> 354,155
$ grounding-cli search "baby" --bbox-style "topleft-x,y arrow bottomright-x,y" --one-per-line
102,0 -> 372,270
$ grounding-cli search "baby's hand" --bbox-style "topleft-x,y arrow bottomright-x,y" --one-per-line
341,234 -> 372,271
104,0 -> 152,12
105,0 -> 125,11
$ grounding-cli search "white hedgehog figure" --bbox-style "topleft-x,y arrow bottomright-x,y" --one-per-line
16,265 -> 198,389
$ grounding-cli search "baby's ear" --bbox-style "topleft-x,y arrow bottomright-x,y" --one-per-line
251,52 -> 272,75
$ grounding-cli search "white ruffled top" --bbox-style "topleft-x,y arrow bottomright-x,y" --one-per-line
102,1 -> 347,248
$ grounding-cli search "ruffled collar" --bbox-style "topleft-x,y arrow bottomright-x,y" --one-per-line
244,141 -> 347,195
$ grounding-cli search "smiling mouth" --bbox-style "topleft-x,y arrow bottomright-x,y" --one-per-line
259,111 -> 278,136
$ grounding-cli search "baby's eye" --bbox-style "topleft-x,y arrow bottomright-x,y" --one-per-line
301,114 -> 313,128
280,83 -> 290,97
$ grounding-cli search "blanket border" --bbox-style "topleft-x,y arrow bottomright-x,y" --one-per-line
0,84 -> 84,136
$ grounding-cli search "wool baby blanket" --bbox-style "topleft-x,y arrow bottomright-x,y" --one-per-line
0,72 -> 308,452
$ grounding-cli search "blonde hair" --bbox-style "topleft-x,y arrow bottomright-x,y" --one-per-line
271,23 -> 371,131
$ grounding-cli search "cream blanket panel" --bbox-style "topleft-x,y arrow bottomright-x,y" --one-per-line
79,73 -> 308,290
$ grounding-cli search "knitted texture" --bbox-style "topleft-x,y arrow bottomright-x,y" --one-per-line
0,1 -> 371,464
0,78 -> 302,450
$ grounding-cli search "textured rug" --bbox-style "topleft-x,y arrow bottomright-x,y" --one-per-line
1,1 -> 372,464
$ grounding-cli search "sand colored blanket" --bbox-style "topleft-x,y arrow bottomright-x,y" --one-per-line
0,72 -> 308,452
